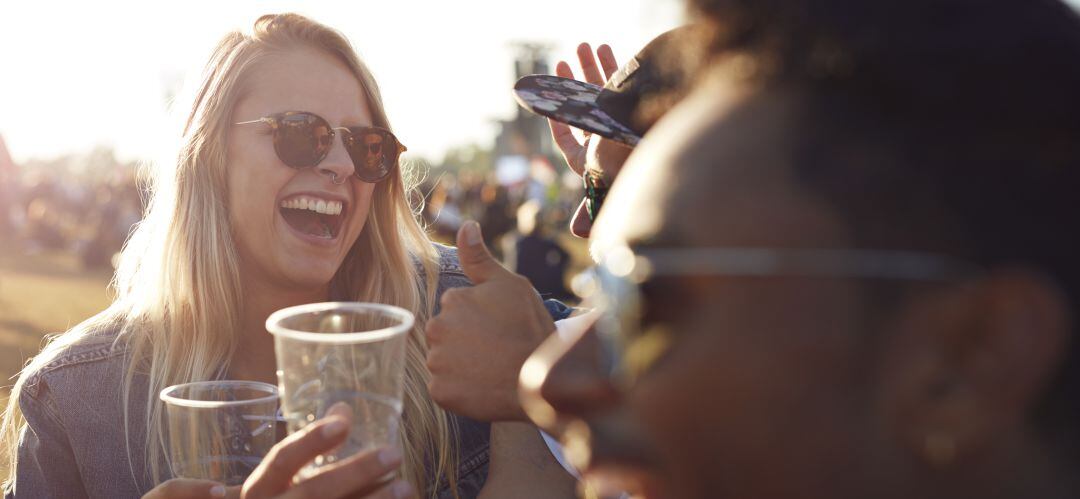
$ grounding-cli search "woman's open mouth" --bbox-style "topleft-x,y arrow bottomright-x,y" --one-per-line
279,194 -> 346,240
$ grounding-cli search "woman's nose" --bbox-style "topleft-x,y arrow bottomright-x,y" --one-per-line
316,133 -> 356,183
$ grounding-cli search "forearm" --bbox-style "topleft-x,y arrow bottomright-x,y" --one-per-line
478,422 -> 577,499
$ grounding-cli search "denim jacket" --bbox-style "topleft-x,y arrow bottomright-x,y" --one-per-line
4,244 -> 572,499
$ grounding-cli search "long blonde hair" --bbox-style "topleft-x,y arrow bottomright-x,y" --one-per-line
2,13 -> 459,496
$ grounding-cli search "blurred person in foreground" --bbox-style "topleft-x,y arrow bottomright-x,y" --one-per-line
520,0 -> 1080,497
425,28 -> 698,423
1,13 -> 573,499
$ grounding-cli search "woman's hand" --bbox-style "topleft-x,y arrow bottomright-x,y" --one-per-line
142,406 -> 415,499
548,43 -> 620,176
240,412 -> 414,499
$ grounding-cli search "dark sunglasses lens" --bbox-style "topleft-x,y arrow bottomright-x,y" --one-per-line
344,129 -> 399,182
584,173 -> 607,222
275,113 -> 332,168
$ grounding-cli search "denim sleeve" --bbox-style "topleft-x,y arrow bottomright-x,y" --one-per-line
6,387 -> 89,499
542,299 -> 574,322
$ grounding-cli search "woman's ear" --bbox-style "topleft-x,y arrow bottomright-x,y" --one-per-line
875,268 -> 1069,467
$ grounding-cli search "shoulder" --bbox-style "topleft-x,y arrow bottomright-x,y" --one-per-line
412,243 -> 471,314
19,326 -> 129,403
428,243 -> 472,292
15,326 -> 131,458
431,243 -> 466,278
413,243 -> 465,278
14,325 -> 149,497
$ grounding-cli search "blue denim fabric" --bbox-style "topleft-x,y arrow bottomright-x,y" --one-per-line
4,244 -> 571,499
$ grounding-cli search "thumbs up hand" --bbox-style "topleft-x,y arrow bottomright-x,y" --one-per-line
425,221 -> 558,422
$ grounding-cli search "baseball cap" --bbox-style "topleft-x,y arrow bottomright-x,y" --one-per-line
513,26 -> 696,146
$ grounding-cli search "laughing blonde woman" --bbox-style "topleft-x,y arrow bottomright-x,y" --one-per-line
1,13 -> 574,499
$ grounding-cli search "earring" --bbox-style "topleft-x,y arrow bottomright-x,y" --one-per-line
923,432 -> 957,468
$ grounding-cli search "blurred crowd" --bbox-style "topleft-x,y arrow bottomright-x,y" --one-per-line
420,164 -> 580,302
0,159 -> 143,270
0,151 -> 581,300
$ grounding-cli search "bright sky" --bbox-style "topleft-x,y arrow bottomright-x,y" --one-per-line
0,0 -> 685,165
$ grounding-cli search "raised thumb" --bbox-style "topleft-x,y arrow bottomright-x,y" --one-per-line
456,221 -> 506,284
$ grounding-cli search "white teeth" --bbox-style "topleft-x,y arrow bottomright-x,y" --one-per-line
281,196 -> 344,216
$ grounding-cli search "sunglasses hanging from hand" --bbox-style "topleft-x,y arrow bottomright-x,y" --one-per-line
235,111 -> 406,183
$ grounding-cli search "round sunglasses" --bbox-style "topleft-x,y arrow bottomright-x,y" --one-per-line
235,111 -> 406,183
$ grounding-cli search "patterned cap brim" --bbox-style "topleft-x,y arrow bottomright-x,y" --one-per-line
513,75 -> 641,146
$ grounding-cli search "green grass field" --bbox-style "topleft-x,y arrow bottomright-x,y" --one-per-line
0,251 -> 112,394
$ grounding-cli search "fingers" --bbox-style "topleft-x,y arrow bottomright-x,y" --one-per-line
325,401 -> 353,421
243,414 -> 350,497
455,221 -> 510,285
576,43 -> 605,86
323,402 -> 354,455
548,119 -> 586,176
555,60 -> 574,80
561,44 -> 617,82
142,478 -> 226,499
597,44 -> 619,80
278,447 -> 409,499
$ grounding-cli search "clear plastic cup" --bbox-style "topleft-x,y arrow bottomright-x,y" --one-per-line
266,302 -> 412,477
159,380 -> 279,485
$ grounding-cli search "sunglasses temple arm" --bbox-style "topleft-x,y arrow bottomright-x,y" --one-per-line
235,118 -> 271,126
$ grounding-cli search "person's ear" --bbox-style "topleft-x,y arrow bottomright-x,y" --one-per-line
876,268 -> 1069,468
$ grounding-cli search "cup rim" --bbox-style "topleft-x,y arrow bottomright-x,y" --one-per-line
159,380 -> 279,409
265,301 -> 415,345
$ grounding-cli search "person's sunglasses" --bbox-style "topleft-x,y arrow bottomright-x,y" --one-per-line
578,246 -> 984,389
235,111 -> 406,183
583,169 -> 609,222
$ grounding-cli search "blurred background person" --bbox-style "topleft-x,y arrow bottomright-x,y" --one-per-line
504,199 -> 574,302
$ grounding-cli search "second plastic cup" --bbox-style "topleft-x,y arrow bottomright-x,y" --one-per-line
266,302 -> 412,477
159,380 -> 279,485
